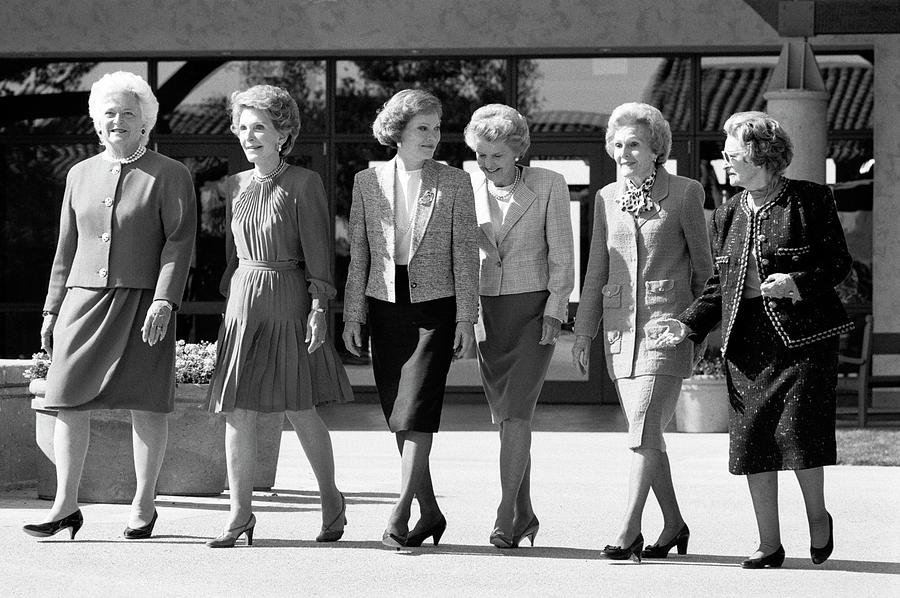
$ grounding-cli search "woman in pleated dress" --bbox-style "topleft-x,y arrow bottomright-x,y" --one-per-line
206,85 -> 353,548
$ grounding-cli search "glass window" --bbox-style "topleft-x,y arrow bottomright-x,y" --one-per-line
700,56 -> 777,132
335,59 -> 506,135
0,143 -> 95,356
520,57 -> 691,133
158,60 -> 326,136
820,55 -> 873,131
0,61 -> 149,135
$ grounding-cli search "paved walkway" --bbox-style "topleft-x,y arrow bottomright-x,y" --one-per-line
1,403 -> 898,597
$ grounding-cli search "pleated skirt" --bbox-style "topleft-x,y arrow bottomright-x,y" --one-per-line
43,287 -> 175,413
207,261 -> 353,413
368,267 -> 456,433
476,291 -> 554,424
726,297 -> 838,475
614,374 -> 682,451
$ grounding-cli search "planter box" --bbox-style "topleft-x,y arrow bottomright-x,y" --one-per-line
0,361 -> 38,491
675,377 -> 730,433
32,381 -> 228,502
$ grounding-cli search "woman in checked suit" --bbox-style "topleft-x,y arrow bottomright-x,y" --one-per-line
572,102 -> 713,562
464,104 -> 574,549
342,89 -> 479,548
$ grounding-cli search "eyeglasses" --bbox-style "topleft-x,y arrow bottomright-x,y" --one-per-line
721,150 -> 748,164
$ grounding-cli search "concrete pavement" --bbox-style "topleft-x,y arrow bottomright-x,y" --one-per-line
1,403 -> 898,597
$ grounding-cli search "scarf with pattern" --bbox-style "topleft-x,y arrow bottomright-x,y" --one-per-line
616,168 -> 658,216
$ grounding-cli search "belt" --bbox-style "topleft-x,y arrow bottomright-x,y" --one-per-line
238,259 -> 301,271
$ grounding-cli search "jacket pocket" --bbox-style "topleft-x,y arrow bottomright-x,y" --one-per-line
606,329 -> 622,354
775,245 -> 812,270
645,279 -> 675,305
602,284 -> 622,309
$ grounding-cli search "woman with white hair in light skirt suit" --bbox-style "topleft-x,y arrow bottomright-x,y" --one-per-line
572,102 -> 713,562
464,104 -> 574,549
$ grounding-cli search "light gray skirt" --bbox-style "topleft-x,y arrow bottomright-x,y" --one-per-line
614,374 -> 682,451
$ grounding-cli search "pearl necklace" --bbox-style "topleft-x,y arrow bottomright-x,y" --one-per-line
253,159 -> 287,183
104,145 -> 146,164
487,166 -> 521,200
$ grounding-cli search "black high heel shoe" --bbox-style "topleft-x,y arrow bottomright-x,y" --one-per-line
513,514 -> 540,547
23,509 -> 83,539
206,514 -> 256,548
810,512 -> 834,565
405,514 -> 447,547
603,533 -> 644,563
741,545 -> 785,569
124,509 -> 158,540
642,523 -> 690,558
316,493 -> 347,543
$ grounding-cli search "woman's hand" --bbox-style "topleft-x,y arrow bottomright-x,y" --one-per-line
760,272 -> 802,303
40,313 -> 57,359
141,300 -> 173,346
453,321 -> 475,359
342,321 -> 363,357
656,318 -> 690,347
306,310 -> 327,354
571,334 -> 591,375
539,316 -> 562,346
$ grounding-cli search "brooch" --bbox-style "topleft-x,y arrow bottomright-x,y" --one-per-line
418,190 -> 434,206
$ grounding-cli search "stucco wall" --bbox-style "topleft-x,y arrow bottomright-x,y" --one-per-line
0,0 -> 874,57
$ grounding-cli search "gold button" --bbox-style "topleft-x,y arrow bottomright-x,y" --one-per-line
103,197 -> 113,207
98,268 -> 108,278
101,233 -> 110,242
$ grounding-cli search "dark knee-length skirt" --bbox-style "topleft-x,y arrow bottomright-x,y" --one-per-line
43,287 -> 176,413
368,268 -> 456,433
476,291 -> 554,424
726,297 -> 839,475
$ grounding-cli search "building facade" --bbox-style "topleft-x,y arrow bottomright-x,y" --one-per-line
1,0 -> 895,401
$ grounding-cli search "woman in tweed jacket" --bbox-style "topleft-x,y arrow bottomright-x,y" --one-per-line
659,112 -> 851,568
342,89 -> 478,548
572,103 -> 713,562
464,104 -> 574,549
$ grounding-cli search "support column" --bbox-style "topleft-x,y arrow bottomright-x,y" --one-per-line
873,35 -> 900,353
763,40 -> 829,183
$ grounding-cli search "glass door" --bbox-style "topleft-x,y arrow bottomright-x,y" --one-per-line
525,141 -> 616,403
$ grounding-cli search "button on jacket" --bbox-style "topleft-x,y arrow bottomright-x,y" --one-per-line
472,166 -> 574,322
343,158 -> 479,324
679,178 -> 853,353
43,150 -> 197,313
575,168 -> 713,380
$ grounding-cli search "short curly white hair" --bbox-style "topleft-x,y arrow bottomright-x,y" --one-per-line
88,71 -> 159,147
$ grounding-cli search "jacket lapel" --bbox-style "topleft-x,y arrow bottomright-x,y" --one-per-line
375,159 -> 396,259
635,167 -> 669,229
496,169 -> 537,245
409,159 -> 438,258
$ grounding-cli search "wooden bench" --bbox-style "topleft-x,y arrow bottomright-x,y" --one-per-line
837,314 -> 900,426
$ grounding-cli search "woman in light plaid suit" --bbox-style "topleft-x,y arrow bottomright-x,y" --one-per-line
342,89 -> 479,549
465,105 -> 574,549
572,103 -> 713,562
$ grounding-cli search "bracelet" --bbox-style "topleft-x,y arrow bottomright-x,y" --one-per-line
312,307 -> 326,313
42,311 -> 56,317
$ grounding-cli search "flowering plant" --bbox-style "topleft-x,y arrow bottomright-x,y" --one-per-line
175,340 -> 217,384
23,351 -> 51,380
692,348 -> 726,378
